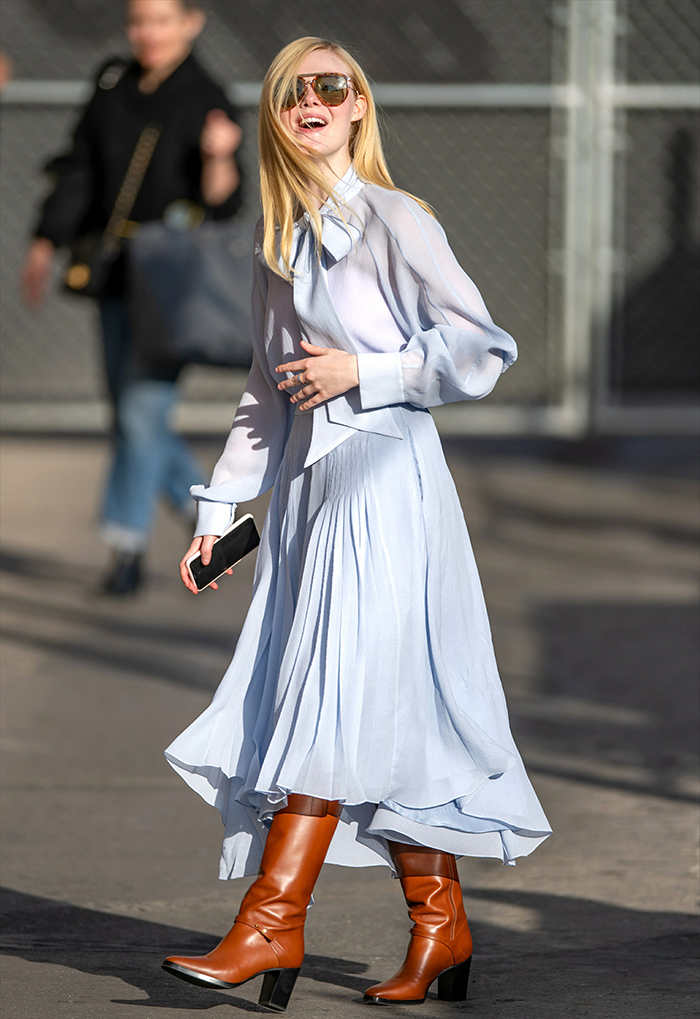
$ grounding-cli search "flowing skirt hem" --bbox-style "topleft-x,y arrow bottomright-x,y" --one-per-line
165,754 -> 552,878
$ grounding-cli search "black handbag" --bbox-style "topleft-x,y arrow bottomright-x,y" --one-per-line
63,123 -> 161,298
127,206 -> 254,369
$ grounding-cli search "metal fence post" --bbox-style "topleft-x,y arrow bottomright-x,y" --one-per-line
561,0 -> 618,436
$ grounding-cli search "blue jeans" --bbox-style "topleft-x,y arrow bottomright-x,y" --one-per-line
99,298 -> 204,552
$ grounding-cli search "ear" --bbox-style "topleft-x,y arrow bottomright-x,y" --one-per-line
185,9 -> 206,42
350,93 -> 367,124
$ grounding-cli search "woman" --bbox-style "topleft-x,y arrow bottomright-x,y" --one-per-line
21,0 -> 242,595
163,37 -> 551,1011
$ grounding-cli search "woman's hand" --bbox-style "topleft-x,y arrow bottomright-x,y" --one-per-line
200,109 -> 242,160
179,534 -> 232,594
21,237 -> 55,308
276,340 -> 359,411
200,110 -> 241,206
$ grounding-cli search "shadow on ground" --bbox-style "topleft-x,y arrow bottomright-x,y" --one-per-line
0,886 -> 368,1013
0,548 -> 239,690
1,886 -> 697,1015
512,600 -> 700,804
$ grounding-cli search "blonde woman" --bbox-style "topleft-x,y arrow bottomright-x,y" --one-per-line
162,37 -> 551,1012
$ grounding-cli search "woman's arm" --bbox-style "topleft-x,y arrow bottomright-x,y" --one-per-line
356,193 -> 518,411
33,86 -> 101,249
21,89 -> 99,307
188,243 -> 292,537
191,352 -> 291,536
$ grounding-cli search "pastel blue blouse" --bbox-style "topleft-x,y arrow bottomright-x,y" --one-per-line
191,165 -> 517,537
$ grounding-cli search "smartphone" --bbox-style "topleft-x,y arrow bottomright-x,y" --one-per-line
185,513 -> 260,592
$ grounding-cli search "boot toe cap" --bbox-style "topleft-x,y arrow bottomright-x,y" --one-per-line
363,980 -> 425,1004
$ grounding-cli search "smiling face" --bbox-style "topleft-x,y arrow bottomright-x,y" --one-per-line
279,49 -> 367,180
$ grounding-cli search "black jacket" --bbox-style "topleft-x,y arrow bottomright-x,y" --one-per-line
35,52 -> 243,293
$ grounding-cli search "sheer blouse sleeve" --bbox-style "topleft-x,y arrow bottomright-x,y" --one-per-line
191,249 -> 291,537
356,192 -> 517,411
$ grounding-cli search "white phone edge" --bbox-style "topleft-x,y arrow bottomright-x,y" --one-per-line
185,513 -> 254,592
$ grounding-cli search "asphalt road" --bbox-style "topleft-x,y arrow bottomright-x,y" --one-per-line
1,434 -> 698,1019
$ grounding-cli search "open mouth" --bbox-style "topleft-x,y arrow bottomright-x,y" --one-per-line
299,117 -> 327,130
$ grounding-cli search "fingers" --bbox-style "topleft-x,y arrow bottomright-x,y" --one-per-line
228,121 -> 243,152
181,567 -> 198,593
276,375 -> 304,390
276,370 -> 318,402
200,112 -> 242,158
275,340 -> 330,377
300,339 -> 330,355
275,347 -> 358,407
200,534 -> 216,566
297,390 -> 328,411
179,533 -> 231,595
179,557 -> 198,594
289,382 -> 317,405
276,358 -> 308,376
179,535 -> 205,594
277,367 -> 312,392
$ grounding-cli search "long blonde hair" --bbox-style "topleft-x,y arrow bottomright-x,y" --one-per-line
259,37 -> 434,280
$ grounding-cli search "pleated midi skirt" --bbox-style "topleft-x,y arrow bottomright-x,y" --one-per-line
165,405 -> 551,878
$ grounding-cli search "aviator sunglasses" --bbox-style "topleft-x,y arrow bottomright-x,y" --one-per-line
280,73 -> 358,111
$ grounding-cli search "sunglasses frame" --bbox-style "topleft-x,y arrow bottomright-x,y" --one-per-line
280,72 -> 358,112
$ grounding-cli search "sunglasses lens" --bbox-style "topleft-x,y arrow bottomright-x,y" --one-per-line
314,74 -> 348,105
280,83 -> 298,110
278,74 -> 350,110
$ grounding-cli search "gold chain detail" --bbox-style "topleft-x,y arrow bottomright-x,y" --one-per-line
103,123 -> 161,248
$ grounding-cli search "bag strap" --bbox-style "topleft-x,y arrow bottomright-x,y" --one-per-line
102,122 -> 162,252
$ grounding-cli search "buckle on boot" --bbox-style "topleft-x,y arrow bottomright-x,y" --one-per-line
237,919 -> 275,943
254,924 -> 273,942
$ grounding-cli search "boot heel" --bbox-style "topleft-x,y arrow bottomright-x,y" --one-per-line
437,956 -> 472,1002
258,968 -> 300,1012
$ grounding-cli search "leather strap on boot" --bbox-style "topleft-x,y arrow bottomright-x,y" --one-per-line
277,795 -> 342,818
388,841 -> 458,879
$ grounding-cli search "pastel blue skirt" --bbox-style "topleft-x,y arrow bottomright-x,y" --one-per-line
165,406 -> 551,878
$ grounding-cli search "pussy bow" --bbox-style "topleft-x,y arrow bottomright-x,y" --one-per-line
286,184 -> 404,469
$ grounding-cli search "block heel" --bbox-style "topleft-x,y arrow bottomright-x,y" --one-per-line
259,967 -> 300,1011
437,956 -> 472,1001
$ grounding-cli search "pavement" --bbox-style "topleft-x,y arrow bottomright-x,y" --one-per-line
1,433 -> 698,1019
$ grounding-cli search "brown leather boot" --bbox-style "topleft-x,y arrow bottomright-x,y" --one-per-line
162,795 -> 341,1012
364,842 -> 473,1005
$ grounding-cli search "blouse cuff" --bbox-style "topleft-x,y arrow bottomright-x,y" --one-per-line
193,500 -> 236,538
357,352 -> 404,410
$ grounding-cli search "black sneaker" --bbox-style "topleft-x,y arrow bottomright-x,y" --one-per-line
101,552 -> 144,596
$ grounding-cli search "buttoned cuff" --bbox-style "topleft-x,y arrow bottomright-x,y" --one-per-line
193,501 -> 236,538
357,352 -> 404,410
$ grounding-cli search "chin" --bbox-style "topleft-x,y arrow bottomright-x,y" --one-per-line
136,50 -> 167,69
296,133 -> 327,151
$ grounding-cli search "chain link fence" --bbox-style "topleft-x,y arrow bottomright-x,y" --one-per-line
0,0 -> 698,433
608,1 -> 700,408
623,0 -> 700,83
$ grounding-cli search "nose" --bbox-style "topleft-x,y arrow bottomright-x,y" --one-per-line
298,80 -> 320,106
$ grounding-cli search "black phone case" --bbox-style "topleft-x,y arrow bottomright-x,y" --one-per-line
188,516 -> 260,591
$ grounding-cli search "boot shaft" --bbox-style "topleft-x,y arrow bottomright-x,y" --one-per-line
389,842 -> 472,955
238,797 -> 341,931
